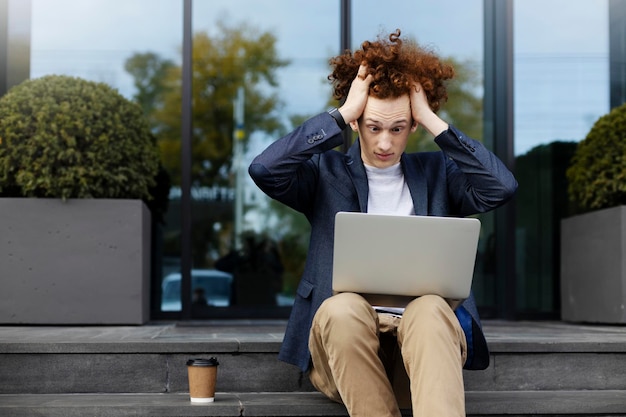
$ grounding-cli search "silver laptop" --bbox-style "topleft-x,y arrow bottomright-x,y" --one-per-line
332,212 -> 481,306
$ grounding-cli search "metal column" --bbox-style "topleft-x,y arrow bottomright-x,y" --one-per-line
483,0 -> 516,319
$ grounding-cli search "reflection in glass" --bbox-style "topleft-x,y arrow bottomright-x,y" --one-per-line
513,0 -> 609,316
172,1 -> 340,312
31,0 -> 182,101
161,269 -> 233,311
29,0 -> 183,314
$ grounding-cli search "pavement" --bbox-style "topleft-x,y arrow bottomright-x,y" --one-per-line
0,319 -> 625,352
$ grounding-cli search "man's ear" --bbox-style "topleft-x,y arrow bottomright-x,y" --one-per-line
410,121 -> 419,133
350,120 -> 359,131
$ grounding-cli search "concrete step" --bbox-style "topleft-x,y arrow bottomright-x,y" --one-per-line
1,320 -> 626,417
1,321 -> 626,394
0,390 -> 625,417
2,348 -> 626,395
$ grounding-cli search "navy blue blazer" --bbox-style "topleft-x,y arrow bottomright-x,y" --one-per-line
249,112 -> 518,372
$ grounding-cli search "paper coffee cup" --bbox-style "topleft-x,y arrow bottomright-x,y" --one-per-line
187,357 -> 219,403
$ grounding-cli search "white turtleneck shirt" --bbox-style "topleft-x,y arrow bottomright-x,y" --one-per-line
364,162 -> 414,216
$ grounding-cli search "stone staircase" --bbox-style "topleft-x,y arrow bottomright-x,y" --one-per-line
0,320 -> 625,416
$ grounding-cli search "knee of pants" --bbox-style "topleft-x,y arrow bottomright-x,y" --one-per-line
398,294 -> 456,335
314,293 -> 378,340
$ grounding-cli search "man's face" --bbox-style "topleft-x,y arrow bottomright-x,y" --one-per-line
351,94 -> 417,168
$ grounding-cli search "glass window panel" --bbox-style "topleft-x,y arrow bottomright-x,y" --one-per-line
514,0 -> 609,315
352,1 -> 483,60
181,0 -> 339,315
31,0 -> 182,101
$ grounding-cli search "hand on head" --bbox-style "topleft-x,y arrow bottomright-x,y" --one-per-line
337,66 -> 446,138
339,66 -> 433,126
409,82 -> 430,128
410,82 -> 448,137
337,63 -> 373,124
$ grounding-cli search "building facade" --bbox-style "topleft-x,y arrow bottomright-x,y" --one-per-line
2,0 -> 625,320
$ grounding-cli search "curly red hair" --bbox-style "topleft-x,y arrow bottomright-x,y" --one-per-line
328,29 -> 454,112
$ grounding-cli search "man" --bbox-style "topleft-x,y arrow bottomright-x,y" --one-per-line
248,30 -> 517,417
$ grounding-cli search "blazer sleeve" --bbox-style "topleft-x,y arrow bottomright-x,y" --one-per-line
248,112 -> 345,214
434,125 -> 518,215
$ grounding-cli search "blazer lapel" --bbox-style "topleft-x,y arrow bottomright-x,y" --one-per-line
345,140 -> 369,212
401,153 -> 429,215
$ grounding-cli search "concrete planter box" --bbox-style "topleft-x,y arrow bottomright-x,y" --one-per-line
0,198 -> 151,324
560,205 -> 626,324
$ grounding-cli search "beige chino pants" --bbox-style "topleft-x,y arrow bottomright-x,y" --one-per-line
308,293 -> 467,417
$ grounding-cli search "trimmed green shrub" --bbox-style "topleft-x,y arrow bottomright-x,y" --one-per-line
0,75 -> 160,200
567,102 -> 626,214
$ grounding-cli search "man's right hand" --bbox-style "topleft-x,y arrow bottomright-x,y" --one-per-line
337,63 -> 373,124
